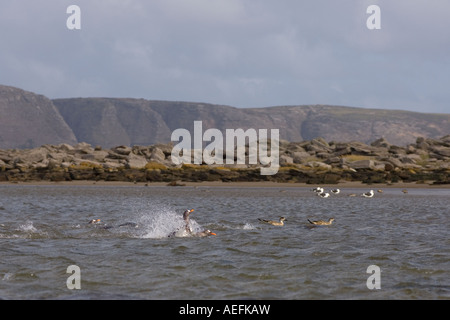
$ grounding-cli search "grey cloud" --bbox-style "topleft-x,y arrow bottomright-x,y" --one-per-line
0,0 -> 449,113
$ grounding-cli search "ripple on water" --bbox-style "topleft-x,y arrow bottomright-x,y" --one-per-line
0,185 -> 448,299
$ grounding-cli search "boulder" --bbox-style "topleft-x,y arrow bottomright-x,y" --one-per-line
21,147 -> 48,163
347,159 -> 375,170
305,161 -> 332,170
58,143 -> 75,152
80,150 -> 109,162
113,145 -> 132,155
126,154 -> 148,169
401,154 -> 422,164
279,155 -> 294,165
381,157 -> 404,168
431,146 -> 450,158
149,147 -> 166,162
371,137 -> 391,148
291,151 -> 311,163
103,161 -> 123,169
74,142 -> 94,154
107,151 -> 129,160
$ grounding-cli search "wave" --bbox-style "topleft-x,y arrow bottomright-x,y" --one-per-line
128,203 -> 203,239
17,221 -> 38,233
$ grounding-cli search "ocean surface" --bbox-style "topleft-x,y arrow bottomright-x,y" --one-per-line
0,184 -> 449,300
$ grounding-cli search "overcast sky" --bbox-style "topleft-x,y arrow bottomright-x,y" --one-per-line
1,0 -> 449,113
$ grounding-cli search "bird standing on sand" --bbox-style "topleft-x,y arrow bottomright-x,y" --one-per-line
308,218 -> 335,226
258,216 -> 287,226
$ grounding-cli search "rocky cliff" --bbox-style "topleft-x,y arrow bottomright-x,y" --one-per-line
1,84 -> 449,149
0,85 -> 77,148
54,98 -> 450,147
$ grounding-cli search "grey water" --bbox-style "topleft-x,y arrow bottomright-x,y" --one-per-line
0,184 -> 449,299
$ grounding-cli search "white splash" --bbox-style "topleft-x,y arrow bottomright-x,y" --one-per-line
132,205 -> 202,239
17,221 -> 38,233
242,222 -> 256,230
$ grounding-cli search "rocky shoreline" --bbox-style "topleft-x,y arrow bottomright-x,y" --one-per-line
0,136 -> 449,185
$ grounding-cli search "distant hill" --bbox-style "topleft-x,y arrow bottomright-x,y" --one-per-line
0,85 -> 77,149
0,84 -> 449,149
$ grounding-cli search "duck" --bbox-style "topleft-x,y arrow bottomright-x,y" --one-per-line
258,216 -> 287,226
361,190 -> 374,198
192,229 -> 217,237
183,209 -> 195,233
330,188 -> 340,194
88,219 -> 101,224
308,218 -> 335,226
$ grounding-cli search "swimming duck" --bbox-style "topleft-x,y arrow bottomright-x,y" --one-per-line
88,219 -> 101,224
330,189 -> 340,194
258,216 -> 287,226
192,229 -> 217,237
308,218 -> 335,225
183,209 -> 195,233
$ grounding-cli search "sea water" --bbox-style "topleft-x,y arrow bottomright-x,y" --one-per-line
0,184 -> 449,299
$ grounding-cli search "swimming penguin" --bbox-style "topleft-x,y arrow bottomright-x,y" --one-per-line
308,218 -> 335,226
258,216 -> 287,226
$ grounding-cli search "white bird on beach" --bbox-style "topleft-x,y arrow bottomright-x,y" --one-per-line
361,190 -> 374,198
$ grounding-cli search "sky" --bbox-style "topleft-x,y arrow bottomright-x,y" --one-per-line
0,0 -> 449,113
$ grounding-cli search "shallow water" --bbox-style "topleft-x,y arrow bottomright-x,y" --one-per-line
0,185 -> 449,299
